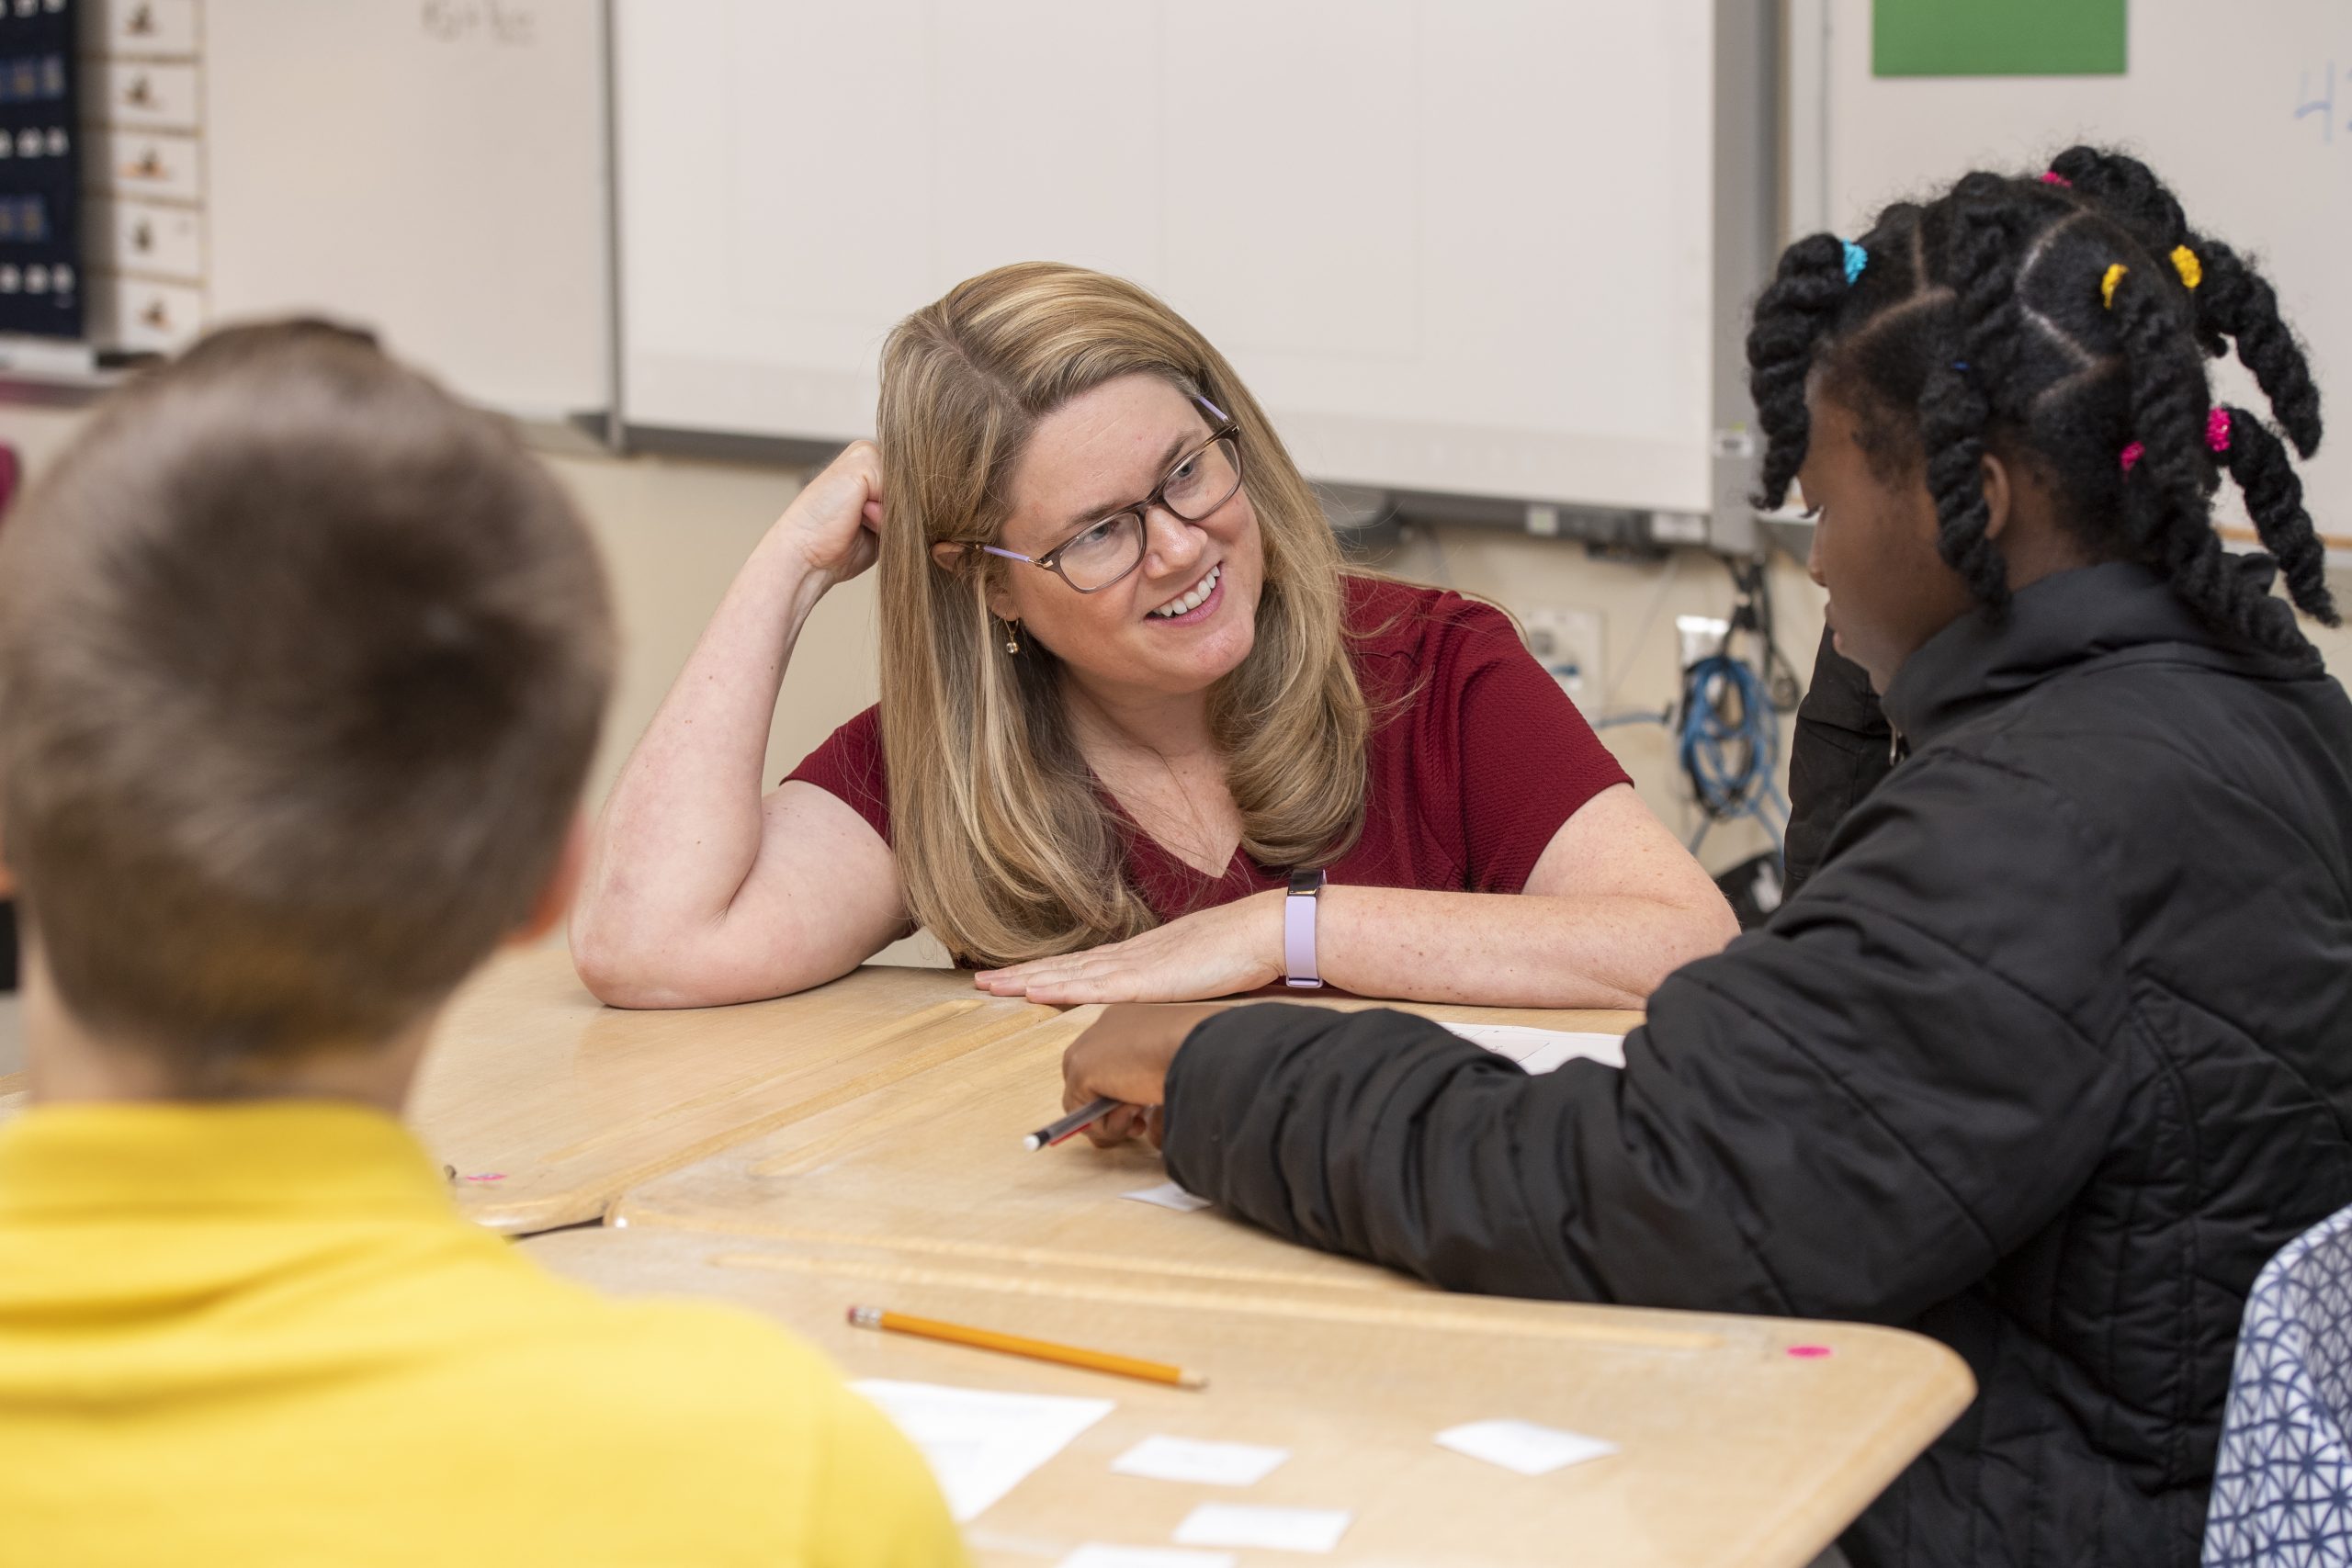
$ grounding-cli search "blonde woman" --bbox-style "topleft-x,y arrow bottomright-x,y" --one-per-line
573,264 -> 1736,1010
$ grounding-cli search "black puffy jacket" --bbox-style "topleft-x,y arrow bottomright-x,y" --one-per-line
1162,564 -> 2352,1567
1783,625 -> 1894,902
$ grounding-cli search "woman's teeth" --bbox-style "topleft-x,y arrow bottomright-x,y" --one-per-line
1148,565 -> 1220,618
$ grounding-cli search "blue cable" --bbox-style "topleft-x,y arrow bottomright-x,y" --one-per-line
1679,650 -> 1787,860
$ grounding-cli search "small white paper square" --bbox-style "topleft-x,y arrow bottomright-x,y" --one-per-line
1057,1547 -> 1238,1568
1123,1181 -> 1213,1213
851,1379 -> 1114,1523
1172,1502 -> 1352,1553
1112,1434 -> 1290,1486
1434,1417 -> 1619,1476
1441,1021 -> 1626,1075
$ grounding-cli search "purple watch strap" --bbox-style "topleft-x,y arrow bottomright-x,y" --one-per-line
1283,869 -> 1324,989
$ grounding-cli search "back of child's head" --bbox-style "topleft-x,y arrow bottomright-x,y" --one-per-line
1747,144 -> 2339,658
0,320 -> 614,1085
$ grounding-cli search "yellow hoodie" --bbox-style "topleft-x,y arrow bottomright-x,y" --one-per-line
0,1100 -> 966,1567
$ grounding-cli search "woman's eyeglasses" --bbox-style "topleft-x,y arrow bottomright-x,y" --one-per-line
974,422 -> 1245,594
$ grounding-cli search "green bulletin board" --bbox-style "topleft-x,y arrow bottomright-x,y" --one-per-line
1872,0 -> 2128,78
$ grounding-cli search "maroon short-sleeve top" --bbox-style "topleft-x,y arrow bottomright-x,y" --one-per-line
786,576 -> 1632,919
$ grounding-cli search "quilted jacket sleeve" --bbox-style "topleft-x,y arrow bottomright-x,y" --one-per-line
1161,749 -> 2136,1323
1784,626 -> 1895,902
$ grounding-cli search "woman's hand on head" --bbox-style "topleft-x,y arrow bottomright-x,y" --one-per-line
976,890 -> 1284,1005
773,439 -> 886,587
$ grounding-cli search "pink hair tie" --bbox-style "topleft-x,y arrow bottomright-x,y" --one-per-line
2039,171 -> 2074,187
2120,441 -> 2146,473
2206,408 -> 2233,454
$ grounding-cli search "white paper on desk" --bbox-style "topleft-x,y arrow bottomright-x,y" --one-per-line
1123,1180 -> 1214,1213
1435,1417 -> 1619,1475
1058,1547 -> 1238,1568
1442,1021 -> 1625,1075
1112,1434 -> 1290,1486
851,1379 -> 1113,1523
1172,1502 -> 1352,1553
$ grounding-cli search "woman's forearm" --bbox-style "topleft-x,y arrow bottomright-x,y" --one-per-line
1315,883 -> 1736,1010
571,527 -> 834,980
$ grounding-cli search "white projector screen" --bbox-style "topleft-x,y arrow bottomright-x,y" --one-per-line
616,0 -> 1716,514
206,0 -> 609,423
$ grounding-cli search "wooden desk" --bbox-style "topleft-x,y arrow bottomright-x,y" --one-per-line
610,998 -> 1642,1295
526,1227 -> 1972,1567
410,948 -> 1057,1234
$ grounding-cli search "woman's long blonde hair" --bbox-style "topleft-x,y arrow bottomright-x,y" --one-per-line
876,262 -> 1369,966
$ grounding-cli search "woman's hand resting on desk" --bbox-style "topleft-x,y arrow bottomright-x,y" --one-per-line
974,890 -> 1283,1005
1060,1003 -> 1232,1148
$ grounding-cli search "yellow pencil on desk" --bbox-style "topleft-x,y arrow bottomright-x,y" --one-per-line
847,1304 -> 1207,1390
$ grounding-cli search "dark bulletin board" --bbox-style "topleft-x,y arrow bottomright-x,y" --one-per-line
0,0 -> 78,337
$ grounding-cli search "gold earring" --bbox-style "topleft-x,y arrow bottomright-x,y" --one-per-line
1003,618 -> 1022,655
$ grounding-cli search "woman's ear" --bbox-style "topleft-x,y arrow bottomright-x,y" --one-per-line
1979,449 -> 2015,542
933,539 -> 1020,622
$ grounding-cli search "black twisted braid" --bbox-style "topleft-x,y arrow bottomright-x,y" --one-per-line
1744,145 -> 2333,660
1919,175 -> 2033,610
2220,405 -> 2341,626
2109,263 -> 2271,644
1746,232 -> 1851,513
2048,146 -> 2323,457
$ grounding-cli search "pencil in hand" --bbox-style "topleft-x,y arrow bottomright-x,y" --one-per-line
848,1303 -> 1207,1390
1023,1095 -> 1120,1150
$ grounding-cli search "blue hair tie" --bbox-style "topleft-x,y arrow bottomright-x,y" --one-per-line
1842,240 -> 1869,286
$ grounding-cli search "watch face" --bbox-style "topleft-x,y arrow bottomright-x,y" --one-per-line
1288,867 -> 1325,897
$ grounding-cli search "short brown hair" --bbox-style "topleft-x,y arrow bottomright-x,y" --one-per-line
0,321 -> 614,1083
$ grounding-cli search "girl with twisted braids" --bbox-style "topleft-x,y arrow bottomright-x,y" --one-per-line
1754,149 -> 2335,694
1060,149 -> 2352,1568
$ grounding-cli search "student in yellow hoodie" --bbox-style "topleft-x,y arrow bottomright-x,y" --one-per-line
0,321 -> 966,1568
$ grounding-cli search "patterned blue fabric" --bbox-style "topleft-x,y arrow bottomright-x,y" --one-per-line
2205,1202 -> 2352,1566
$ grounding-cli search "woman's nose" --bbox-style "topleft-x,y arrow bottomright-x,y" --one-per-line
1142,505 -> 1205,574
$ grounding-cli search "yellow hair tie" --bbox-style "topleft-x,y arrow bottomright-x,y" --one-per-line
2101,264 -> 2128,309
2170,245 -> 2203,289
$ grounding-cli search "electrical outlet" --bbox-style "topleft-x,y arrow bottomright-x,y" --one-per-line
1524,606 -> 1605,716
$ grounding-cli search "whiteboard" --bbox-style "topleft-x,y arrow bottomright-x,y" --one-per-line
1822,0 -> 2352,546
205,0 -> 608,420
615,0 -> 1716,514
